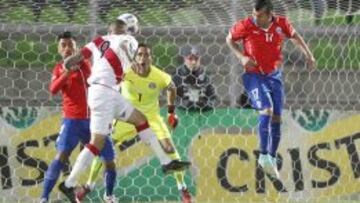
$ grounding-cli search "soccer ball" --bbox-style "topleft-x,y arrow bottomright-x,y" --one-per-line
117,13 -> 139,35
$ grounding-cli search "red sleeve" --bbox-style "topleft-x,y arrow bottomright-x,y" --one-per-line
230,20 -> 248,42
279,17 -> 295,38
49,64 -> 68,95
80,37 -> 103,59
81,47 -> 92,59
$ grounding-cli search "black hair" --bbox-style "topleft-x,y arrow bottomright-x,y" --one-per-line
135,43 -> 151,58
58,31 -> 75,40
254,0 -> 273,13
137,43 -> 150,50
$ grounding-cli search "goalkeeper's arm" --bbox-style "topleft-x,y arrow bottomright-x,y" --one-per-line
167,80 -> 176,108
166,80 -> 178,128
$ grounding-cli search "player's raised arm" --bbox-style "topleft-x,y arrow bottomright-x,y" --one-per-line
63,50 -> 84,71
290,32 -> 316,69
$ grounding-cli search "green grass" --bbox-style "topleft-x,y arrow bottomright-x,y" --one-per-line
0,40 -> 60,69
0,39 -> 179,69
311,38 -> 360,70
1,38 -> 358,70
0,4 -> 359,70
1,1 -> 206,25
5,6 -> 35,23
321,15 -> 360,25
1,2 -> 359,26
283,9 -> 359,26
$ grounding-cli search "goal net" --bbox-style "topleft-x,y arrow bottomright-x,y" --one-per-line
0,0 -> 359,202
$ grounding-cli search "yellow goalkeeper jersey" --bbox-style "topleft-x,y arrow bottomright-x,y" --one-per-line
122,65 -> 171,115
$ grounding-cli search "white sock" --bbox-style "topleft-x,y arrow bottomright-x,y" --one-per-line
65,147 -> 96,187
86,182 -> 96,191
139,128 -> 171,165
177,183 -> 187,191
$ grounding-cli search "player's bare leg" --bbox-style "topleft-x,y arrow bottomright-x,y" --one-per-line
75,157 -> 117,203
126,109 -> 191,173
75,157 -> 102,202
59,134 -> 106,202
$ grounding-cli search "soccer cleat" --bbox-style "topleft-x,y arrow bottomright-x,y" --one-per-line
269,155 -> 280,179
58,181 -> 77,203
162,160 -> 191,174
258,154 -> 279,179
75,185 -> 92,202
180,188 -> 192,203
103,193 -> 119,203
39,197 -> 48,203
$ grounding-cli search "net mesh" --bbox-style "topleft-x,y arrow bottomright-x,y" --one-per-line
0,0 -> 359,202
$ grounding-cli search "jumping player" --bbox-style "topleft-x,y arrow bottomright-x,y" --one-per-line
226,0 -> 315,178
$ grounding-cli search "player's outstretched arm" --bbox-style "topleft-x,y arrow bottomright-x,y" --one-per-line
166,81 -> 178,128
290,32 -> 316,69
63,51 -> 84,71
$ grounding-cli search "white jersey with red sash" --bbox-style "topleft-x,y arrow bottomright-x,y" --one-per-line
80,34 -> 138,136
81,34 -> 138,88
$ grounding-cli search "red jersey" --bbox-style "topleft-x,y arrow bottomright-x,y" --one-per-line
49,60 -> 91,119
230,16 -> 295,74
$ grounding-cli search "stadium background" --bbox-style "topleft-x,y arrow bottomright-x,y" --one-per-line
0,0 -> 359,202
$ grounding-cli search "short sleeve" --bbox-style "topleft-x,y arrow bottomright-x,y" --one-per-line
157,69 -> 172,89
81,42 -> 96,59
230,20 -> 248,42
280,17 -> 295,38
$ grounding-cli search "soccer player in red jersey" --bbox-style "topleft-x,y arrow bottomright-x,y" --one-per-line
40,31 -> 93,202
226,0 -> 315,178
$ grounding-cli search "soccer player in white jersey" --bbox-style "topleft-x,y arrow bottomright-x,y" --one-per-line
58,19 -> 190,203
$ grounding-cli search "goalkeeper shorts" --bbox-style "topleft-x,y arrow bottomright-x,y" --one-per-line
112,113 -> 171,145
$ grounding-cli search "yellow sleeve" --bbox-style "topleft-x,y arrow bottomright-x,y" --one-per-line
153,66 -> 171,89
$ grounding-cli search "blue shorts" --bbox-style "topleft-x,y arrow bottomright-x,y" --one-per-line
242,70 -> 284,115
56,118 -> 115,161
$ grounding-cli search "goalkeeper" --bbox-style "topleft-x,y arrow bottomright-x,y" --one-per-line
77,43 -> 192,203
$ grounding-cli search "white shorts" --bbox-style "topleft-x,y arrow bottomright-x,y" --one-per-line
88,84 -> 134,135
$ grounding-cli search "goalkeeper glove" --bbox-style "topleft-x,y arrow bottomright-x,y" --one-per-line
167,105 -> 178,129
